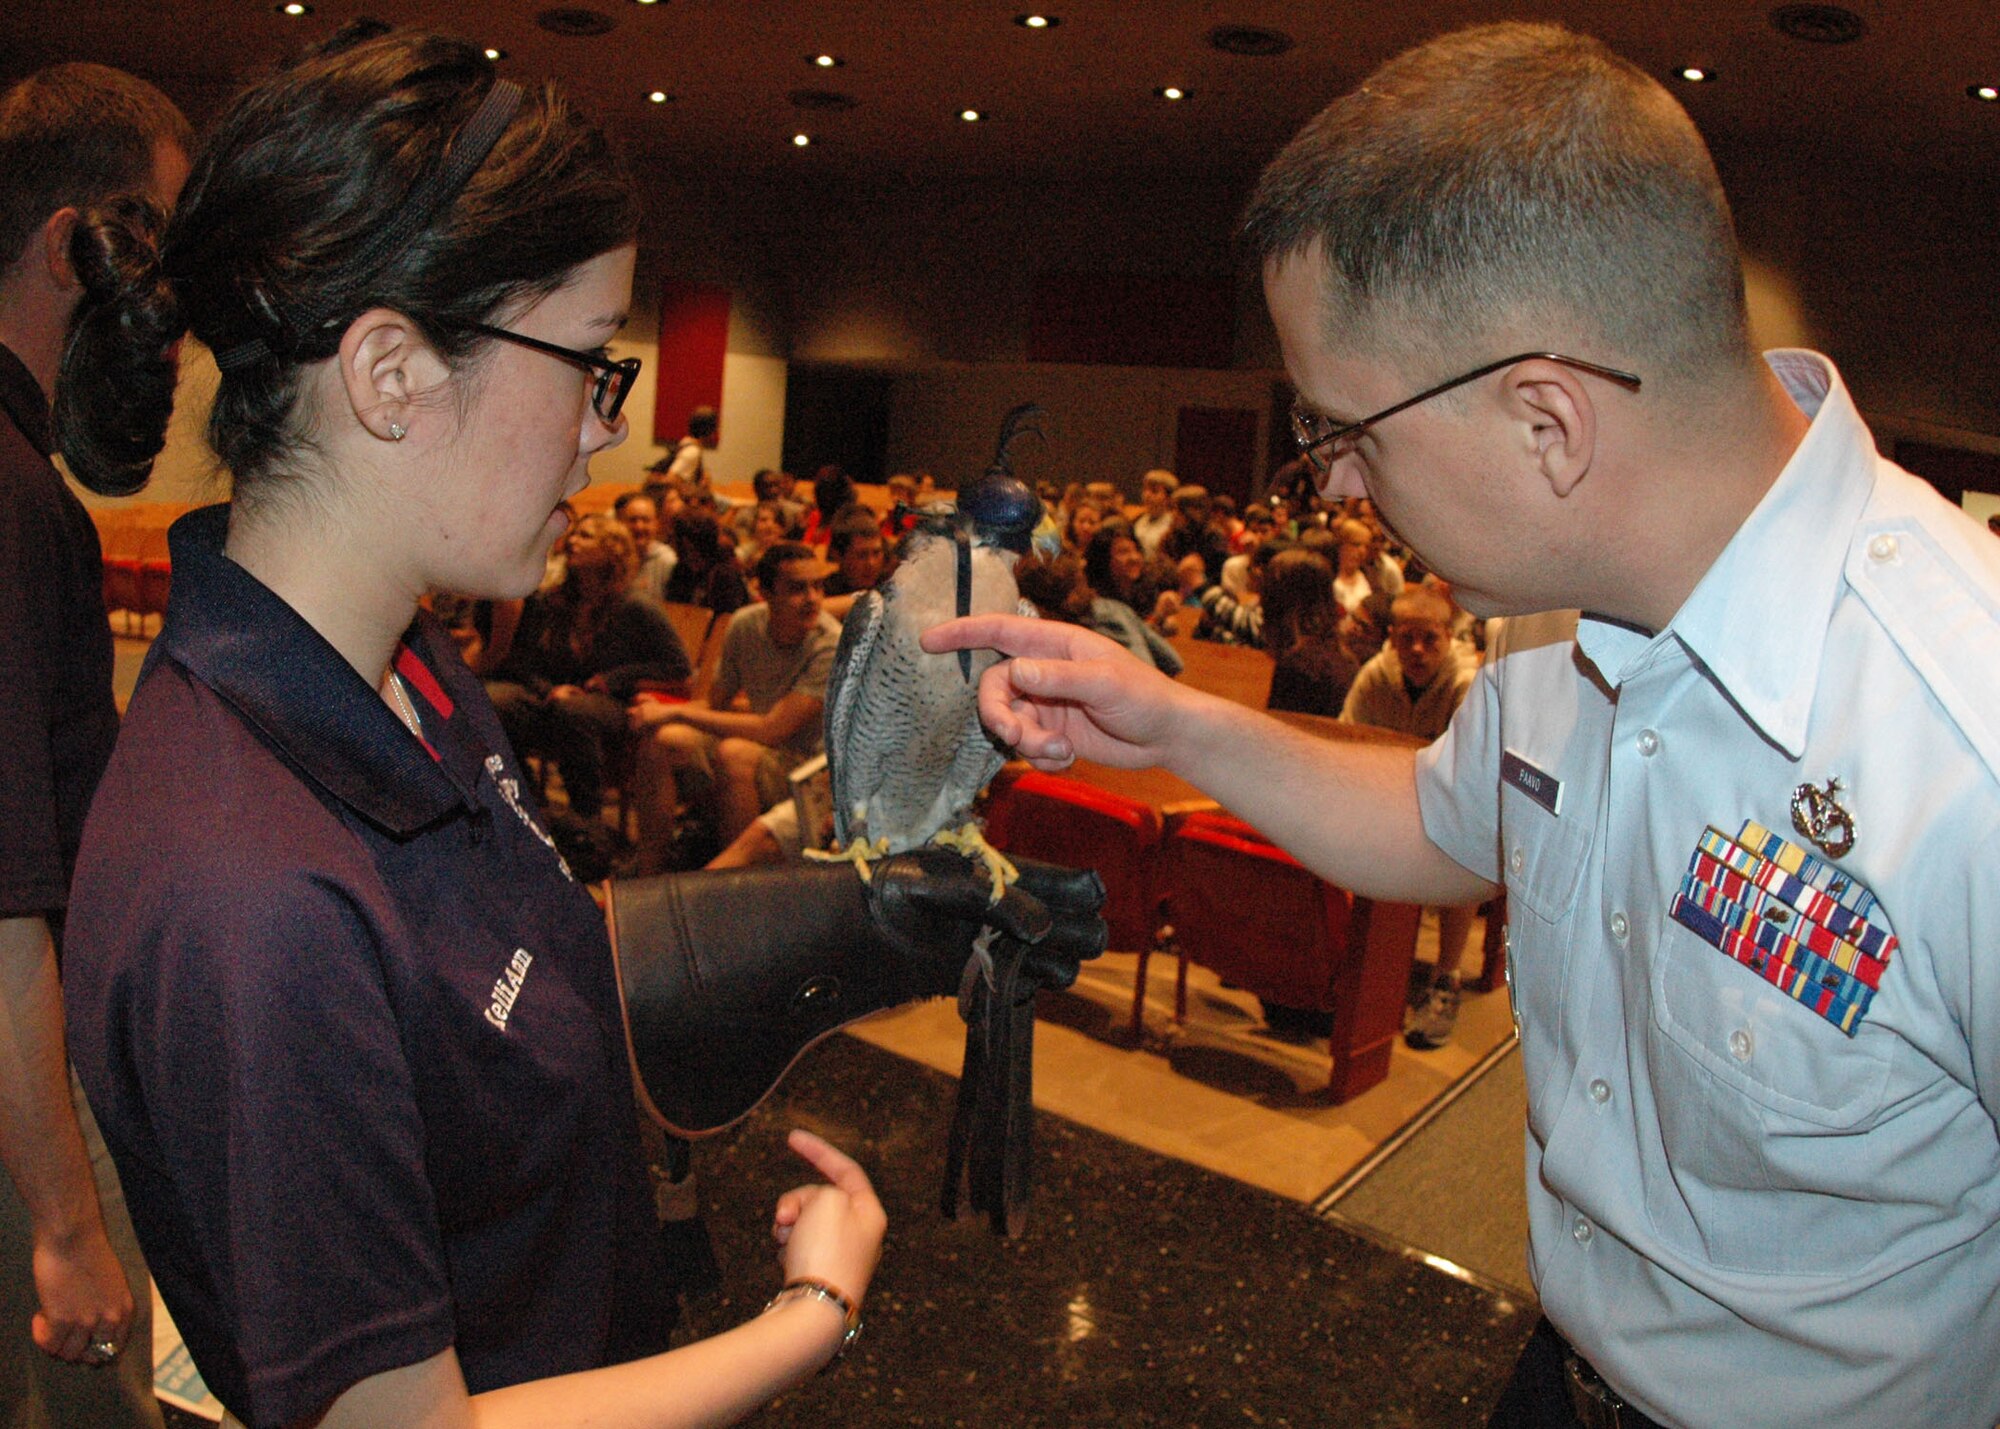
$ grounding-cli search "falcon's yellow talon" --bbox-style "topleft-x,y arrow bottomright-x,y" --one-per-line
805,835 -> 893,882
930,822 -> 1018,905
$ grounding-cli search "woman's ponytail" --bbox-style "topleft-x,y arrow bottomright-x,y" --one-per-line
54,194 -> 184,496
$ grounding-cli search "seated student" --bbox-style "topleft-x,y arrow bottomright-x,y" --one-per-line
1130,469 -> 1178,557
1330,518 -> 1379,615
800,466 -> 858,547
663,507 -> 751,615
1014,553 -> 1182,677
1339,586 -> 1479,1049
486,513 -> 691,823
880,473 -> 922,544
1082,524 -> 1178,634
751,467 -> 806,535
1261,548 -> 1362,717
615,489 -> 678,605
1062,497 -> 1106,555
736,501 -> 791,583
629,543 -> 840,871
1160,484 -> 1231,583
1191,540 -> 1287,647
822,508 -> 886,600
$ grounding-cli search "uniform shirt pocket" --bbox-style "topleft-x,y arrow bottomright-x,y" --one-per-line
1500,787 -> 1594,925
1643,914 -> 1896,1274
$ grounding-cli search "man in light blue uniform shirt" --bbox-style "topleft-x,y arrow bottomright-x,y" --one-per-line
928,20 -> 2000,1429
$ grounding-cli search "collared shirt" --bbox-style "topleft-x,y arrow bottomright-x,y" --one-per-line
64,506 -> 664,1427
0,341 -> 118,925
1417,352 -> 2000,1426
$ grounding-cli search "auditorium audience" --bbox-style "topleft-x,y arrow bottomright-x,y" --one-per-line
1340,586 -> 1479,1049
822,507 -> 887,600
629,542 -> 840,871
1262,548 -> 1362,718
1015,553 -> 1182,676
663,507 -> 752,614
615,489 -> 678,605
801,465 -> 858,546
1130,469 -> 1178,557
487,513 -> 691,824
1063,497 -> 1106,554
1331,518 -> 1378,615
1082,525 -> 1178,634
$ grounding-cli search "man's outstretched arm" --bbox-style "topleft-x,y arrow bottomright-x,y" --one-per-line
924,615 -> 1495,908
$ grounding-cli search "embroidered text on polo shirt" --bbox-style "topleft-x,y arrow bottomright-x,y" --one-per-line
485,754 -> 573,881
486,948 -> 535,1030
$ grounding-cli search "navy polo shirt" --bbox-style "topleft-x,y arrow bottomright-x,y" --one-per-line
64,505 -> 667,1427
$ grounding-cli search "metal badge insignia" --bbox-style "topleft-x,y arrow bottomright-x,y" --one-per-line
1790,777 -> 1856,858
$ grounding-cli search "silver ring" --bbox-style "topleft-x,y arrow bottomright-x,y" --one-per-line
85,1335 -> 117,1363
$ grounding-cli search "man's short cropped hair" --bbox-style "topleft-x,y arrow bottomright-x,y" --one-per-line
1240,23 -> 1751,393
826,506 -> 881,557
755,540 -> 832,594
613,490 -> 654,517
687,406 -> 719,441
1390,585 -> 1455,630
0,63 -> 191,273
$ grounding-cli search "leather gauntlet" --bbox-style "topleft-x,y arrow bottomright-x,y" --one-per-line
607,849 -> 1105,1137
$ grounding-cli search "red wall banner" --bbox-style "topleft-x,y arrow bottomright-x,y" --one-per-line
652,281 -> 731,447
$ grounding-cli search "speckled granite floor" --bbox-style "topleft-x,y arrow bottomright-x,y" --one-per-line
673,1030 -> 1534,1427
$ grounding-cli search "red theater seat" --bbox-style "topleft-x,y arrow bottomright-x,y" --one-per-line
981,769 -> 1167,1031
1162,809 -> 1421,1103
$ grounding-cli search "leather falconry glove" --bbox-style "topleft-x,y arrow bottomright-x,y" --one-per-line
606,849 -> 1105,1154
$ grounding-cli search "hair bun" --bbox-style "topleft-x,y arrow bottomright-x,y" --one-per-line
55,196 -> 186,496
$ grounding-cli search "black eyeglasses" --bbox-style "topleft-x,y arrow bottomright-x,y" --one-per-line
460,321 -> 642,423
1290,352 -> 1642,477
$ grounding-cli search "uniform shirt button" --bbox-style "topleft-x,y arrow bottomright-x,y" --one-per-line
1867,533 -> 1899,563
1509,846 -> 1525,875
1636,729 -> 1660,757
1729,1028 -> 1754,1061
1573,1217 -> 1594,1246
1609,910 -> 1630,942
1589,1078 -> 1612,1105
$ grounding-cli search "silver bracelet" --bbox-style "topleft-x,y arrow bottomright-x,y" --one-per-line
764,1276 -> 863,1360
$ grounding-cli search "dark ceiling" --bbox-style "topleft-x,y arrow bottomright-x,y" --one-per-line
3,1 -> 1995,185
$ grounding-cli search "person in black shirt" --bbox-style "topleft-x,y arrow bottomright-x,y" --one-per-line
0,62 -> 187,1427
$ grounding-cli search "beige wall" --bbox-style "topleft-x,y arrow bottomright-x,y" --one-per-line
66,139 -> 2000,516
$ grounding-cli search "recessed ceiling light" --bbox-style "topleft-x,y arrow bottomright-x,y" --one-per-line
632,0 -> 660,6
484,47 -> 506,61
276,1 -> 310,14
812,53 -> 843,68
960,108 -> 985,123
646,90 -> 670,103
1156,85 -> 1186,101
1015,14 -> 1060,28
1971,84 -> 2000,102
793,133 -> 812,147
1676,66 -> 1713,82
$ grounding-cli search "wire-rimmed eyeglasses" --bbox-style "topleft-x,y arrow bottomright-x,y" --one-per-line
1290,352 -> 1642,477
460,321 -> 642,423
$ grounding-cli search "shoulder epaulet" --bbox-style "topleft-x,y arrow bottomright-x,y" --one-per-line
1846,472 -> 2000,785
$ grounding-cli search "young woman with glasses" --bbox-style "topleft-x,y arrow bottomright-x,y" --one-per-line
51,26 -> 890,1429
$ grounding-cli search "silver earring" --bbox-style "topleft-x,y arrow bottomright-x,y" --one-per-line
388,422 -> 406,441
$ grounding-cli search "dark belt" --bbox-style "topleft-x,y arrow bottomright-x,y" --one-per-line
1556,1329 -> 1667,1429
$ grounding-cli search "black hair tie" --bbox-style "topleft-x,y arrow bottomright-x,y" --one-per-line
213,78 -> 524,373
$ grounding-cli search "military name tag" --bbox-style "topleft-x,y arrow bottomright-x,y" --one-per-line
1501,749 -> 1562,816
